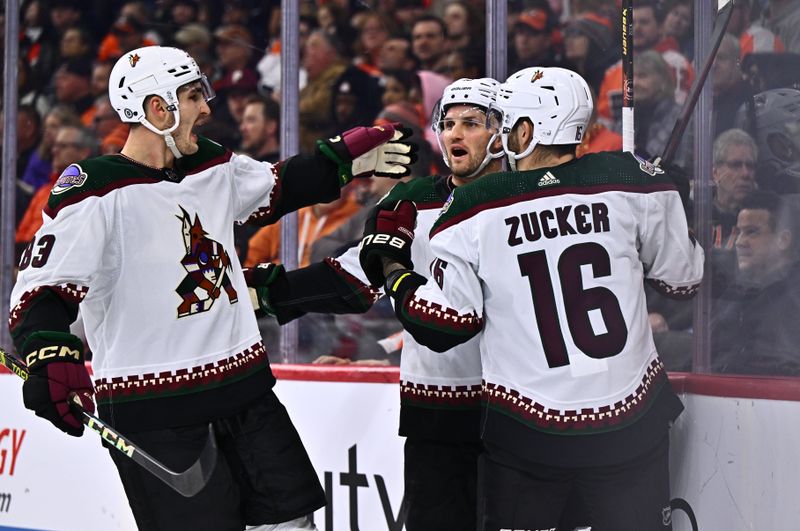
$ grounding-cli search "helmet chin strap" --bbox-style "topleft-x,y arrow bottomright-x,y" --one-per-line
141,109 -> 184,160
460,134 -> 506,179
500,133 -> 538,171
163,133 -> 183,159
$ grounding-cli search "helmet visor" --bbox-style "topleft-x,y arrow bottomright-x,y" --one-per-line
434,116 -> 487,134
485,103 -> 505,134
434,104 -> 488,135
199,74 -> 216,102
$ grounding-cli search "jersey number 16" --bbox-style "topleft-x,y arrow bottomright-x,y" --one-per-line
518,241 -> 628,368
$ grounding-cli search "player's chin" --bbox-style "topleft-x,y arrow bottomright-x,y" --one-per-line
451,159 -> 478,177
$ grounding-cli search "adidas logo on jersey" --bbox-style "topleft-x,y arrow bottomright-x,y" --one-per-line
538,171 -> 560,187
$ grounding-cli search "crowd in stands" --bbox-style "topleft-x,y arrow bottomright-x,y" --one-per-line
4,0 -> 800,376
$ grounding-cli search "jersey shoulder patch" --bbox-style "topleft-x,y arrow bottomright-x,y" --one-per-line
51,163 -> 89,195
46,155 -> 157,215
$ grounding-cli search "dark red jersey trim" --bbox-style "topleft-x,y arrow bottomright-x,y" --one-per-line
400,380 -> 481,407
416,201 -> 446,211
94,342 -> 267,403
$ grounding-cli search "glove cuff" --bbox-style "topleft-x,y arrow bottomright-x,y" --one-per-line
243,264 -> 285,318
316,140 -> 353,187
22,331 -> 85,371
384,269 -> 427,300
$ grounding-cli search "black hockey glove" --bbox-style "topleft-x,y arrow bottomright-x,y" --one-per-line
359,200 -> 417,287
317,122 -> 417,186
243,263 -> 285,318
21,331 -> 94,437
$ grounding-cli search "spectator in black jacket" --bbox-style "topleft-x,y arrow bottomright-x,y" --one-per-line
712,191 -> 800,376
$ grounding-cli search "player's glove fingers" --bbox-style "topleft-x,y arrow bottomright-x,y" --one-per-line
374,157 -> 414,178
389,124 -> 414,142
372,142 -> 418,178
21,332 -> 94,437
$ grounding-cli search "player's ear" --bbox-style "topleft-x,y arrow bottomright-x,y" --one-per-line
144,95 -> 169,124
516,119 -> 534,152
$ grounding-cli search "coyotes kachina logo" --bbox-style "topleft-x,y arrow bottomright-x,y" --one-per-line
175,207 -> 238,317
128,53 -> 140,67
531,69 -> 544,82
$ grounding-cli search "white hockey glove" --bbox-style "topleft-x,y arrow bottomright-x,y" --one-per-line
317,123 -> 418,186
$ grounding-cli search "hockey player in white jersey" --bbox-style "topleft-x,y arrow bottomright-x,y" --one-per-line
360,67 -> 704,530
243,77 -> 504,530
8,45 -> 415,531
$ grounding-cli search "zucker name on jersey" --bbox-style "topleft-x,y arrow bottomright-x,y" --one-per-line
365,66 -> 704,531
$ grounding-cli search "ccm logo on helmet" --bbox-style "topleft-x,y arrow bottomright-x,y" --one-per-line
362,233 -> 407,249
25,345 -> 82,366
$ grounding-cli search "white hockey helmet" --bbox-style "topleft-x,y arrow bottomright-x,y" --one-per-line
108,46 -> 215,157
487,67 -> 593,170
431,77 -> 503,178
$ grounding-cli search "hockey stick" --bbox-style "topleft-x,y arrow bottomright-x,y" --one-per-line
0,347 -> 218,497
621,0 -> 634,153
654,0 -> 736,166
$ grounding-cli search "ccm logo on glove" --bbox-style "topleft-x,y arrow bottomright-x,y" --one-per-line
25,345 -> 82,367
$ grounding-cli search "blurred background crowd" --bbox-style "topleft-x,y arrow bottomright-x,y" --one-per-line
3,0 -> 800,377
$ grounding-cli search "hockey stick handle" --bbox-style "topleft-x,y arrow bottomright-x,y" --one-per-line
0,347 -> 216,497
621,0 -> 635,153
656,1 -> 735,166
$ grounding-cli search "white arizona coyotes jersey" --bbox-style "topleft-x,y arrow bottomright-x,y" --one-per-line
398,152 -> 703,452
333,176 -> 483,439
10,137 -> 285,421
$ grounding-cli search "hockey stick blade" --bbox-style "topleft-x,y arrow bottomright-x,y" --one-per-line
0,348 -> 217,497
656,0 -> 736,166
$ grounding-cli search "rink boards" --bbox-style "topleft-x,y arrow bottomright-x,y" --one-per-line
0,366 -> 798,531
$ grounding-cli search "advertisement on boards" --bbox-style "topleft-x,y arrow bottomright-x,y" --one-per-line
2,369 -> 800,531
